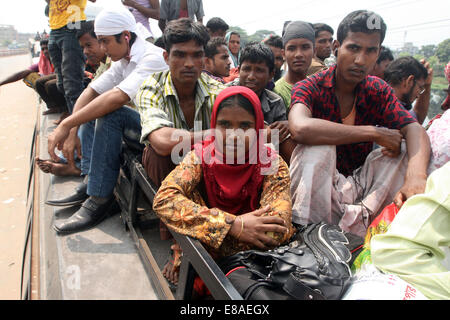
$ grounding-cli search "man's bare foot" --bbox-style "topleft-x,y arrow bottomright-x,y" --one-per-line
162,243 -> 182,286
36,157 -> 81,177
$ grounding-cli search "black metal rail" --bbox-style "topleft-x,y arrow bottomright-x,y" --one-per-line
115,145 -> 243,300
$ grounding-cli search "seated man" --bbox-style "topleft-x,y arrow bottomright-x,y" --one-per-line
228,42 -> 291,162
0,39 -> 65,115
262,34 -> 284,84
274,21 -> 315,110
36,20 -> 110,177
137,17 -> 224,189
288,10 -> 431,238
203,37 -> 231,83
307,23 -> 334,76
384,56 -> 433,125
46,7 -> 168,234
135,18 -> 224,284
369,45 -> 393,80
206,17 -> 229,38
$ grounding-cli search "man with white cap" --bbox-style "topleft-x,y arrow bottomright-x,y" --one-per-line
46,6 -> 168,234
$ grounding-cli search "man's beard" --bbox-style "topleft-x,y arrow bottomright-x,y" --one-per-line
401,85 -> 415,108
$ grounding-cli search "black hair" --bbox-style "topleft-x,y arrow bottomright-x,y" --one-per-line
113,31 -> 137,47
163,18 -> 210,52
313,23 -> 334,38
337,10 -> 386,45
262,34 -> 283,49
228,31 -> 240,39
76,20 -> 96,40
205,37 -> 227,58
239,42 -> 275,73
154,37 -> 165,50
384,56 -> 428,86
39,39 -> 49,46
377,46 -> 394,64
206,17 -> 229,33
216,94 -> 255,118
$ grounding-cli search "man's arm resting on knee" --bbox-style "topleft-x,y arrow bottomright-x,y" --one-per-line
63,86 -> 101,142
289,103 -> 382,145
148,127 -> 208,157
394,122 -> 431,207
47,87 -> 129,162
63,87 -> 129,129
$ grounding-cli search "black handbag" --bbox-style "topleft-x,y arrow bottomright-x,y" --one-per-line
219,222 -> 353,300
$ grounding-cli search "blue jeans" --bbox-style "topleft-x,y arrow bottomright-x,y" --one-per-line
48,26 -> 85,113
79,107 -> 142,199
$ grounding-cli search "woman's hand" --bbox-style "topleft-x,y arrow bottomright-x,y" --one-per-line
229,205 -> 288,250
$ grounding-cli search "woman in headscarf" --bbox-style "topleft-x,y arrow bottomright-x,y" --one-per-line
222,31 -> 241,82
152,86 -> 294,284
224,31 -> 241,69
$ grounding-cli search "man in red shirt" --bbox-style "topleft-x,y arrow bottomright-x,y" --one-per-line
288,10 -> 431,237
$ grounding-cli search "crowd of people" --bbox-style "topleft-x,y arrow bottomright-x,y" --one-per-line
2,0 -> 448,300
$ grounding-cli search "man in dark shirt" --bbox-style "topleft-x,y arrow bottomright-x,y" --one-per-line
369,45 -> 393,80
159,0 -> 204,31
262,34 -> 284,84
288,10 -> 431,237
206,17 -> 229,38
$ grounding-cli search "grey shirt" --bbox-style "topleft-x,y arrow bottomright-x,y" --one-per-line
260,89 -> 288,124
228,79 -> 287,124
159,0 -> 205,22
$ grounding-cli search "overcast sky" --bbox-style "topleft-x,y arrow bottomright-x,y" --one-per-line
2,0 -> 450,49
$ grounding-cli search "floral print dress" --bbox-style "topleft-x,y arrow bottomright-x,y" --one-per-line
152,150 -> 295,259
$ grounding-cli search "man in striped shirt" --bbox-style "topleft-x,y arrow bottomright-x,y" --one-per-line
136,18 -> 225,189
135,18 -> 225,286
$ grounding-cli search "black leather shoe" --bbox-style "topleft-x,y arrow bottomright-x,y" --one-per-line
46,182 -> 88,207
53,197 -> 116,235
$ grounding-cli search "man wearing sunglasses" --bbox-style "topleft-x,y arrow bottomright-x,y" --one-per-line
384,56 -> 433,125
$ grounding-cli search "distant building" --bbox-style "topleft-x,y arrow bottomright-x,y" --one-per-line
0,25 -> 17,44
401,42 -> 419,56
0,24 -> 34,47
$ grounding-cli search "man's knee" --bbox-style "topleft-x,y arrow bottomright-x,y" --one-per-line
290,144 -> 336,167
142,145 -> 176,188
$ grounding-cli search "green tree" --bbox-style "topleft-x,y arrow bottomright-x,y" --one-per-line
247,29 -> 277,43
228,27 -> 278,47
228,26 -> 249,45
435,38 -> 450,63
397,51 -> 411,58
419,44 -> 436,59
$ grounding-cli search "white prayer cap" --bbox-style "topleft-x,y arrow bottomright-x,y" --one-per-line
94,6 -> 137,36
